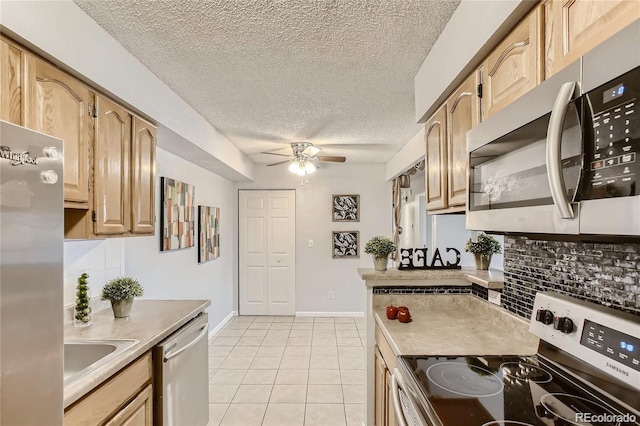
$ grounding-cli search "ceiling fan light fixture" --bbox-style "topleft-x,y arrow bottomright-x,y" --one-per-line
304,161 -> 317,174
288,158 -> 317,176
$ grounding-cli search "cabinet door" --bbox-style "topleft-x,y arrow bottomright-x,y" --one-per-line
374,347 -> 387,426
425,104 -> 448,211
482,6 -> 542,120
545,0 -> 640,78
94,94 -> 131,235
131,116 -> 156,234
105,384 -> 152,426
27,57 -> 91,205
446,74 -> 479,207
0,36 -> 26,125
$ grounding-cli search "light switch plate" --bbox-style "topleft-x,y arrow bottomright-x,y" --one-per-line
308,240 -> 314,248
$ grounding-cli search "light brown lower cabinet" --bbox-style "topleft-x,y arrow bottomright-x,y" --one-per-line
375,325 -> 398,426
105,384 -> 152,426
64,352 -> 152,426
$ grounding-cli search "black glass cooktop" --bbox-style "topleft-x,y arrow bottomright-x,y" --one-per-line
399,355 -> 640,426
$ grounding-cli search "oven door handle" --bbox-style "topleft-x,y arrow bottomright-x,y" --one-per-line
391,368 -> 410,426
546,81 -> 577,219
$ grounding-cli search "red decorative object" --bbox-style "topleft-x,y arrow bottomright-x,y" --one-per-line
386,305 -> 399,320
398,307 -> 411,323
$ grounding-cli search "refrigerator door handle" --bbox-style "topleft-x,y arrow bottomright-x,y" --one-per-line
163,324 -> 208,362
546,81 -> 577,219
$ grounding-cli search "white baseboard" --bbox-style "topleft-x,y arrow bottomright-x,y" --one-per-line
208,310 -> 238,342
295,311 -> 364,318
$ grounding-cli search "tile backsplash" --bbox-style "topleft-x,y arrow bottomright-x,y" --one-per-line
64,239 -> 125,307
502,236 -> 640,319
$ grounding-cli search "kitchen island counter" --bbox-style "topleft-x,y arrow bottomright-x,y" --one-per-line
373,294 -> 538,356
63,299 -> 210,408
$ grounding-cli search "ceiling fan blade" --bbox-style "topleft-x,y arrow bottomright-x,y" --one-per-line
267,160 -> 291,167
302,145 -> 322,156
261,151 -> 291,157
317,155 -> 346,163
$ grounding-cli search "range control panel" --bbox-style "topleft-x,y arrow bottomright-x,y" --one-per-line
583,66 -> 640,200
580,319 -> 639,372
530,292 -> 640,390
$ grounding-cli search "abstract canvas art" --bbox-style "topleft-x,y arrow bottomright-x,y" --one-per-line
332,231 -> 359,258
198,205 -> 220,263
160,177 -> 195,251
332,194 -> 360,222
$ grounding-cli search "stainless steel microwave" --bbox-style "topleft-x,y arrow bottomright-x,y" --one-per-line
466,20 -> 640,237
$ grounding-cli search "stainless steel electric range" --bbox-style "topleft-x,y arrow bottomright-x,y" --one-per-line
394,292 -> 640,426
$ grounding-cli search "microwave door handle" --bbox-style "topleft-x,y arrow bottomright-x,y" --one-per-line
391,369 -> 410,426
546,81 -> 577,219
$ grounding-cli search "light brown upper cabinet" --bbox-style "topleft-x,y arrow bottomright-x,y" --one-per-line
480,5 -> 543,121
447,74 -> 479,207
0,36 -> 27,125
425,104 -> 448,211
544,0 -> 640,78
27,57 -> 92,207
131,116 -> 156,235
94,94 -> 131,235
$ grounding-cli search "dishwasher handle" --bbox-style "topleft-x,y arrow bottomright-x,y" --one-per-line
163,323 -> 208,362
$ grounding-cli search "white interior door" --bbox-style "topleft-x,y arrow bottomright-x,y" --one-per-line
239,190 -> 295,315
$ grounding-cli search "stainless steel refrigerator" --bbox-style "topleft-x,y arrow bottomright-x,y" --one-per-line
0,120 -> 64,425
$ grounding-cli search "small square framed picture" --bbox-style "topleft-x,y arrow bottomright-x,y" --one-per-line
332,194 -> 360,222
332,231 -> 359,258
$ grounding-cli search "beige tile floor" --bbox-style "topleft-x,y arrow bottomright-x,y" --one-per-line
208,316 -> 366,426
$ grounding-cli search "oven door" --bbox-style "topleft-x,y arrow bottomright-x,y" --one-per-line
466,61 -> 583,235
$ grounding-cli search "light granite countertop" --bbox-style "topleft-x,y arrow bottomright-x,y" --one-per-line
358,267 -> 504,289
373,294 -> 538,356
63,299 -> 210,408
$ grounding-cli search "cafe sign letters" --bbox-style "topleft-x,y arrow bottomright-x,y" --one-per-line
398,247 -> 461,270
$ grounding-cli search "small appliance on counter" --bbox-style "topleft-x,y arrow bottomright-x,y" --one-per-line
466,20 -> 640,237
0,121 -> 64,425
153,312 -> 209,425
393,292 -> 640,426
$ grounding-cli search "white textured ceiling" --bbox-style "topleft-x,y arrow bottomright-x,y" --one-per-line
75,0 -> 460,164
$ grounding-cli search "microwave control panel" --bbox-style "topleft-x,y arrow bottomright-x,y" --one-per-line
583,67 -> 640,200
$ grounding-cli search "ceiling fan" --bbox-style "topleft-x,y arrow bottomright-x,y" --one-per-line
262,142 -> 346,172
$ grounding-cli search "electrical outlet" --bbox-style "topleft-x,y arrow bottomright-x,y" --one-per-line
328,291 -> 334,299
308,239 -> 314,248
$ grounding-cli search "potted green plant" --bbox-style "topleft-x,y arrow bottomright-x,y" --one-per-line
364,236 -> 397,272
101,277 -> 144,318
465,232 -> 502,270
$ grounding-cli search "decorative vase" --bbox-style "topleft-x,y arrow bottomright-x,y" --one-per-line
373,254 -> 390,272
474,253 -> 492,270
111,298 -> 134,318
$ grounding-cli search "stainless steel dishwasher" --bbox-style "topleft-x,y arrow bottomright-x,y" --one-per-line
154,312 -> 209,425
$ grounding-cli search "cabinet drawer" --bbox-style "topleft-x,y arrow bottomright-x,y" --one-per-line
64,352 -> 152,426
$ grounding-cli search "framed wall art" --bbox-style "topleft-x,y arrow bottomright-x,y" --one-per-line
198,205 -> 220,263
160,177 -> 196,251
332,231 -> 359,258
332,194 -> 360,222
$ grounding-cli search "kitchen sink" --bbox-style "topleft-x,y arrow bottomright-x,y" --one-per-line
64,340 -> 138,386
